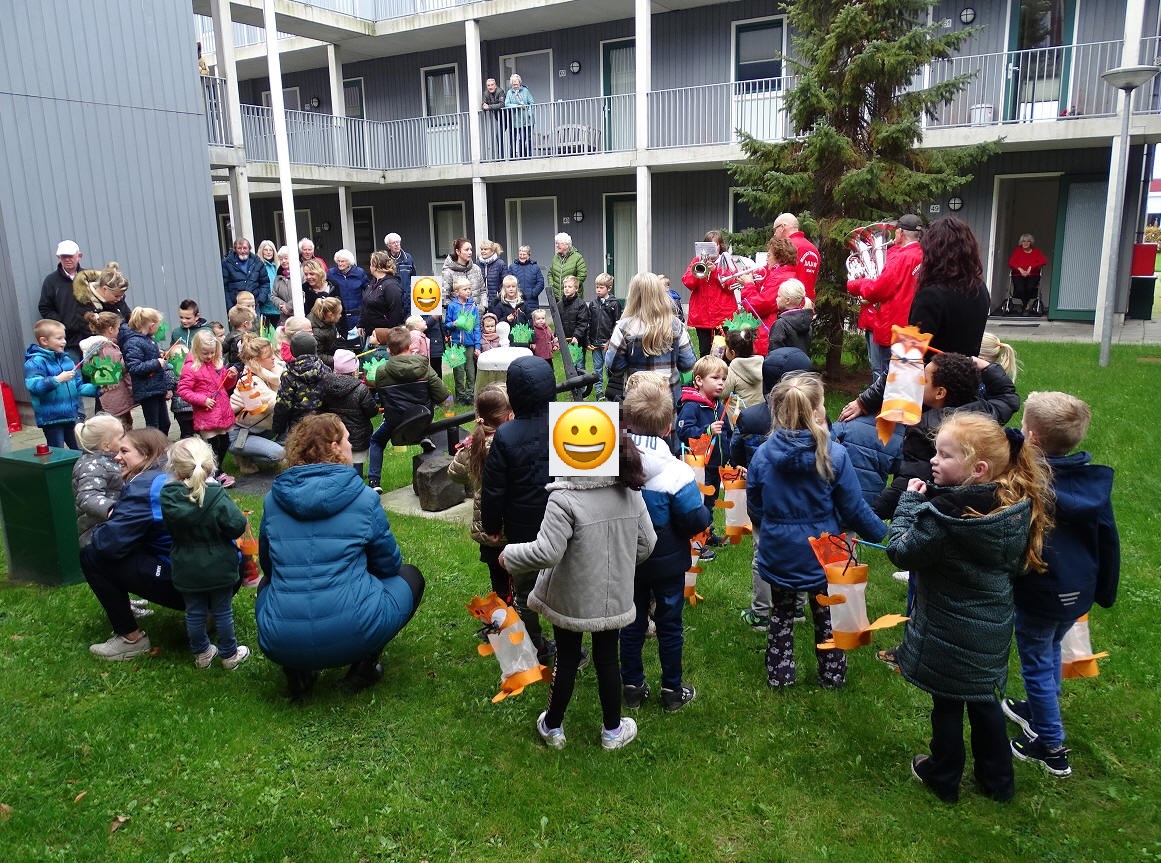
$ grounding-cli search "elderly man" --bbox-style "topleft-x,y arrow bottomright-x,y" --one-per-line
384,232 -> 416,287
481,77 -> 507,160
772,213 -> 820,299
547,232 -> 586,302
38,240 -> 88,361
299,237 -> 319,265
222,237 -> 269,311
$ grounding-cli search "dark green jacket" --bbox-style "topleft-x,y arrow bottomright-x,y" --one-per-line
160,481 -> 249,593
887,484 -> 1030,701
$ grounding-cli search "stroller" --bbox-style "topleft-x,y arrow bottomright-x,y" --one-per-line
998,273 -> 1045,317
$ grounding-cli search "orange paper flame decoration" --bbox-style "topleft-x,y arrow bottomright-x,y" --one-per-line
683,436 -> 716,496
684,529 -> 709,605
876,325 -> 932,445
236,513 -> 261,587
716,465 -> 751,542
466,592 -> 552,702
809,533 -> 907,650
1060,614 -> 1109,678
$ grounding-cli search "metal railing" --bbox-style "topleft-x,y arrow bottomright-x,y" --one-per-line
648,77 -> 796,149
195,15 -> 305,54
202,76 -> 230,146
478,94 -> 635,161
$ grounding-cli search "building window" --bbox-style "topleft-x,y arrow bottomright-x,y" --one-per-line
430,201 -> 466,270
735,19 -> 785,85
261,87 -> 301,111
343,77 -> 365,120
423,65 -> 459,117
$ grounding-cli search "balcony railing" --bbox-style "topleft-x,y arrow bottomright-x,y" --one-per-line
479,94 -> 636,161
203,76 -> 230,146
648,77 -> 795,149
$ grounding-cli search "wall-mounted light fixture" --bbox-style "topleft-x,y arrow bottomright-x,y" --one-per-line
569,61 -> 581,75
947,196 -> 964,212
959,7 -> 976,24
315,221 -> 332,235
571,209 -> 584,223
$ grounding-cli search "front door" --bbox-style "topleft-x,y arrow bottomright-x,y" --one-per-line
1004,0 -> 1077,122
604,194 -> 637,298
1052,178 -> 1106,321
505,197 -> 557,298
602,40 -> 635,151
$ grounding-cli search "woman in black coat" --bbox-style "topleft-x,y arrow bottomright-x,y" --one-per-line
359,250 -> 405,339
908,216 -> 991,357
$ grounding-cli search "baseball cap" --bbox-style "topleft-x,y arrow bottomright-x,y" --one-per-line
895,214 -> 924,232
56,240 -> 80,256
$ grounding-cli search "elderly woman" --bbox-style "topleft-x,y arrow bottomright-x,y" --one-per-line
271,246 -> 294,323
440,237 -> 485,308
509,243 -> 546,316
327,248 -> 369,321
908,216 -> 992,356
547,232 -> 586,302
82,428 -> 181,661
229,334 -> 286,474
255,240 -> 281,328
504,73 -> 535,158
1007,233 -> 1048,316
256,413 -> 425,702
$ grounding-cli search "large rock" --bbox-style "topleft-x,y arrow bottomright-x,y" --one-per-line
413,450 -> 466,512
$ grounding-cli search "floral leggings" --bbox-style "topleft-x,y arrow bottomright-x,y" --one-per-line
765,585 -> 846,689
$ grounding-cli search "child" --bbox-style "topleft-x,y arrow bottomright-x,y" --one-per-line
529,308 -> 557,364
423,312 -> 447,377
1003,392 -> 1119,778
479,312 -> 502,352
661,274 -> 685,323
209,321 -> 226,344
481,356 -> 558,661
72,413 -> 126,546
271,332 -> 327,438
177,330 -> 239,488
676,355 -> 732,537
160,437 -> 251,670
322,348 -> 379,477
979,332 -> 1020,382
767,279 -> 812,355
278,316 -> 311,363
747,372 -> 887,689
619,376 -> 710,712
587,273 -> 621,398
234,290 -> 256,313
309,295 -> 343,367
25,320 -> 98,449
448,384 -> 515,602
501,431 -> 656,750
169,300 -> 212,438
445,278 -> 481,404
830,413 -> 904,508
225,304 -> 256,368
559,275 -> 590,367
367,326 -> 451,492
119,308 -> 171,434
887,413 -> 1053,803
489,276 -> 528,333
80,312 -> 134,431
405,315 -> 429,358
723,328 -> 763,415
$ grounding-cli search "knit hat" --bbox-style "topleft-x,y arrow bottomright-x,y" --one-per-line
333,349 -> 358,374
289,332 -> 317,357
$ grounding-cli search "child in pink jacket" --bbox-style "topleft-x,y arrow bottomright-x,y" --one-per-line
177,330 -> 239,487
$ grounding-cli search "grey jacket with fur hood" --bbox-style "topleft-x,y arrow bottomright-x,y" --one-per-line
503,475 -> 656,632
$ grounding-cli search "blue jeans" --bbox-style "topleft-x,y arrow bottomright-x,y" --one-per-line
367,421 -> 391,484
182,587 -> 239,658
1014,609 -> 1072,749
42,422 -> 78,450
619,571 -> 685,691
591,343 -> 606,396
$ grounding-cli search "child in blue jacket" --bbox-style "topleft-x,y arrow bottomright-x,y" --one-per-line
445,278 -> 481,404
676,355 -> 732,546
25,319 -> 98,449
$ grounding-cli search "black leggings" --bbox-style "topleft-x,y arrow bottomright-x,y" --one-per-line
139,395 -> 171,435
207,433 -> 229,472
544,628 -> 621,732
694,328 -> 714,358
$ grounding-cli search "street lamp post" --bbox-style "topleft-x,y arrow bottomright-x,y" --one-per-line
1096,64 -> 1159,367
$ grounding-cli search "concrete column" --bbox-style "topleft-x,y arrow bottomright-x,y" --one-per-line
635,0 -> 651,270
465,19 -> 483,166
338,186 -> 356,257
472,177 -> 489,245
327,44 -> 345,117
210,0 -> 253,243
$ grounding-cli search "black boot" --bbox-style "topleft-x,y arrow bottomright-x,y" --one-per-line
342,655 -> 384,691
284,666 -> 319,704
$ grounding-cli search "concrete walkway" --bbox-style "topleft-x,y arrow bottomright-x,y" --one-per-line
984,313 -> 1161,344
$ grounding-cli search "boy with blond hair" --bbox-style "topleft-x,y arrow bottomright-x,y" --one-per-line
587,273 -> 621,398
1003,392 -> 1119,778
225,304 -> 256,367
619,376 -> 710,712
25,319 -> 98,449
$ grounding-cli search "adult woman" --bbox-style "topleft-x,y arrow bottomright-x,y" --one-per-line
604,271 -> 695,403
256,413 -> 425,701
302,258 -> 346,334
255,240 -> 281,328
908,216 -> 991,356
229,334 -> 286,473
327,249 -> 369,322
1007,233 -> 1048,316
504,73 -> 535,158
271,246 -> 294,322
509,244 -> 545,315
73,261 -> 133,322
547,232 -> 586,302
82,428 -> 181,660
477,239 -> 509,307
682,230 -> 739,357
360,250 -> 405,338
742,236 -> 797,355
440,237 -> 484,308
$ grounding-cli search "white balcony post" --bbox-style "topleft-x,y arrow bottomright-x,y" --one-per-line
210,0 -> 253,244
263,0 -> 303,317
465,19 -> 484,168
635,0 -> 651,271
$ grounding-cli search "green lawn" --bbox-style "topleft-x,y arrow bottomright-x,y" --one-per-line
2,342 -> 1159,862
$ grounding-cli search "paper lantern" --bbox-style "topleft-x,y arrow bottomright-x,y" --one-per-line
876,325 -> 932,445
809,533 -> 907,650
683,434 -> 716,496
466,592 -> 551,703
684,530 -> 709,605
717,465 -> 750,543
1061,614 -> 1109,678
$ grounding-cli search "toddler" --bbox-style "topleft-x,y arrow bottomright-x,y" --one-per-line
25,319 -> 98,449
322,348 -> 379,476
121,307 -> 171,433
177,330 -> 239,488
80,312 -> 134,431
723,328 -> 763,415
160,437 -> 250,670
405,315 -> 430,358
529,308 -> 557,364
479,312 -> 502,352
72,413 -> 126,546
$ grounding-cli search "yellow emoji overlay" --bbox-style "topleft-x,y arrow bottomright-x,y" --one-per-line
552,404 -> 616,471
412,277 -> 441,313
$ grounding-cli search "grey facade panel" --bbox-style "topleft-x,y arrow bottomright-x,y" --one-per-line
0,0 -> 220,402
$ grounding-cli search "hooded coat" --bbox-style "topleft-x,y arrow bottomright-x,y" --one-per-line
24,344 -> 98,426
256,463 -> 415,670
120,326 -> 170,400
440,255 -> 485,308
504,475 -> 656,633
547,248 -> 587,301
767,306 -> 813,356
160,481 -> 248,593
320,372 -> 379,453
73,451 -> 123,546
728,348 -> 813,468
508,257 -> 545,311
176,357 -> 237,433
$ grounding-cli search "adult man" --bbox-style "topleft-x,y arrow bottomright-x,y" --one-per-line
384,232 -> 416,287
299,237 -> 319,264
221,237 -> 269,311
772,213 -> 820,299
38,240 -> 87,361
481,77 -> 506,160
845,214 -> 924,378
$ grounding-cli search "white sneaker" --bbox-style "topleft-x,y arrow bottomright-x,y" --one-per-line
129,598 -> 150,608
193,644 -> 219,669
601,717 -> 638,751
90,633 -> 152,661
131,604 -> 154,619
892,571 -> 910,583
537,711 -> 566,749
222,645 -> 250,670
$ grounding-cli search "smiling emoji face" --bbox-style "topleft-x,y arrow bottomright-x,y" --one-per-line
552,405 -> 616,471
412,277 -> 441,313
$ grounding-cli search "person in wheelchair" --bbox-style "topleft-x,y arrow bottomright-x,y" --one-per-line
1005,234 -> 1047,316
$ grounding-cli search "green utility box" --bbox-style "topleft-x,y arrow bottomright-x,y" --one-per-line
0,447 -> 83,585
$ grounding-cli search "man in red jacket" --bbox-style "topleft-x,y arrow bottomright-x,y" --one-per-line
772,213 -> 820,299
845,214 -> 924,379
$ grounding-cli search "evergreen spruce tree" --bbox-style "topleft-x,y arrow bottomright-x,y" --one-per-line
729,0 -> 995,373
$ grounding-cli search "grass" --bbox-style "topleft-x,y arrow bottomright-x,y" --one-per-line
2,341 -> 1160,862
